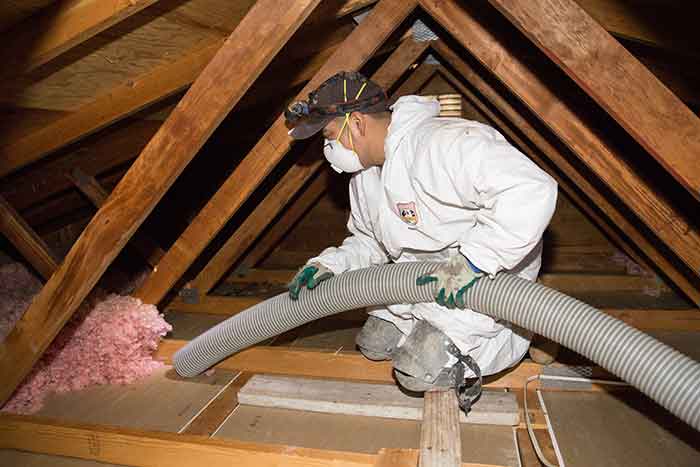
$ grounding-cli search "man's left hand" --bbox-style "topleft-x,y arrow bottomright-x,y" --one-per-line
416,254 -> 484,309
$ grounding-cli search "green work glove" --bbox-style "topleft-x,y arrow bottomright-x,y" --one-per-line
416,254 -> 484,309
288,262 -> 334,300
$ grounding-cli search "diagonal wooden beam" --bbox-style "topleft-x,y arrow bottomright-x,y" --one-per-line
487,0 -> 700,201
0,195 -> 58,280
0,0 -> 322,407
190,157 -> 324,295
66,168 -> 165,268
420,0 -> 700,279
0,0 -> 161,75
134,0 -> 420,306
0,38 -> 225,179
0,1 -> 395,180
238,168 -> 330,271
431,41 -> 700,305
191,38 -> 429,295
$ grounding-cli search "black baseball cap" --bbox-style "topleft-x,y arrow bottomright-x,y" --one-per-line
285,71 -> 388,140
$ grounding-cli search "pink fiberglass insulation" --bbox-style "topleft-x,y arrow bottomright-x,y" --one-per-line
0,262 -> 172,414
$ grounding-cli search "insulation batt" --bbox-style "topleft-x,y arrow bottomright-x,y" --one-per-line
0,263 -> 172,414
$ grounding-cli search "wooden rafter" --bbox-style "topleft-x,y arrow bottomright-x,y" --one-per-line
191,37 -> 429,296
189,157 -> 324,295
420,0 -> 700,280
430,41 -> 700,305
0,0 -> 161,75
66,168 -> 165,267
0,0 -> 322,407
0,38 -> 225,178
239,169 -> 331,271
487,0 -> 700,201
134,0 -> 420,306
0,195 -> 58,280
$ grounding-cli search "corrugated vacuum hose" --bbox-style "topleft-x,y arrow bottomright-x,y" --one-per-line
174,262 -> 700,431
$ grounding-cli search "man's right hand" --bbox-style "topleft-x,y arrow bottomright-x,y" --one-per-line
288,262 -> 334,300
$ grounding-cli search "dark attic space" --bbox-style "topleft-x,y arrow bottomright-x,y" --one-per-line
1,1 -> 700,466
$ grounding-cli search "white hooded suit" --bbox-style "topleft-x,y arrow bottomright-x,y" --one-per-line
310,96 -> 558,376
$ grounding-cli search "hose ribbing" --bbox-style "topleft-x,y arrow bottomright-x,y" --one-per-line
174,263 -> 700,431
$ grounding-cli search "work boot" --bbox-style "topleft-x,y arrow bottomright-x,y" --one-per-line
355,316 -> 404,361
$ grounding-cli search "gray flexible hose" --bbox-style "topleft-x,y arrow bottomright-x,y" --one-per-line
174,262 -> 700,431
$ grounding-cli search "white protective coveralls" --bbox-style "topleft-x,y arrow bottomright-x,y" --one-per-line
309,95 -> 558,376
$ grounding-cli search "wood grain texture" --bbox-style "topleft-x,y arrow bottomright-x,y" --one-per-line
420,0 -> 700,277
420,390 -> 462,467
67,168 -> 165,267
431,41 -> 700,306
0,414 -> 378,467
0,0 -> 160,75
0,38 -> 225,178
0,0 -> 322,407
135,0 -> 419,306
238,375 -> 519,426
487,0 -> 700,200
181,372 -> 252,436
156,340 -> 544,389
0,195 -> 58,280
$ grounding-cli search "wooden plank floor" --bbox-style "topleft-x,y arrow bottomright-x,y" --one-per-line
541,390 -> 700,466
214,405 -> 520,466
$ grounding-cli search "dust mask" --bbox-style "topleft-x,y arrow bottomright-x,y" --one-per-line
323,138 -> 364,173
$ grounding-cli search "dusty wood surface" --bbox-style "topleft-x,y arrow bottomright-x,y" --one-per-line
0,195 -> 58,280
157,340 -> 544,389
488,0 -> 700,200
420,0 -> 700,278
0,0 -> 161,75
35,367 -> 235,433
0,38 -> 225,178
420,389 -> 462,467
135,0 -> 419,306
0,0 -> 322,406
432,40 -> 700,306
238,375 -> 519,426
0,414 -> 378,467
215,406 -> 516,466
181,372 -> 252,436
541,390 -> 700,466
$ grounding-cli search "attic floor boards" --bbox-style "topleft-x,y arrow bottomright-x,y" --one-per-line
3,312 -> 700,466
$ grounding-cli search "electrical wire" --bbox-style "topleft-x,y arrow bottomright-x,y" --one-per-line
523,374 -> 630,467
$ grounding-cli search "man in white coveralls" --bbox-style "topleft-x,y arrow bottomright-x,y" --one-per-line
284,71 -> 557,407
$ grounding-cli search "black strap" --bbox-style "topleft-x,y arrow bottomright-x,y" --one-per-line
447,342 -> 483,413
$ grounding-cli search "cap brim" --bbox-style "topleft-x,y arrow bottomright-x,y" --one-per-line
289,116 -> 330,140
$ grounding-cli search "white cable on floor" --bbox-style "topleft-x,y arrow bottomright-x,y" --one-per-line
523,374 -> 630,467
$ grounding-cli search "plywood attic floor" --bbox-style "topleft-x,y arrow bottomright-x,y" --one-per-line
3,309 -> 700,466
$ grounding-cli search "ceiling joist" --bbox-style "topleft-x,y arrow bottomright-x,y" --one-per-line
0,0 -> 161,75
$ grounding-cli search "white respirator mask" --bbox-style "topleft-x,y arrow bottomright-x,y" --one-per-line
323,138 -> 364,174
